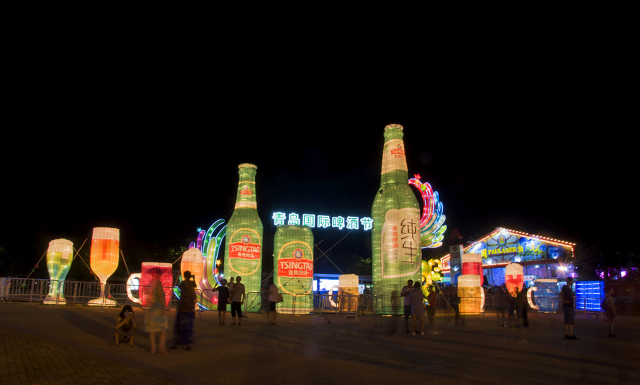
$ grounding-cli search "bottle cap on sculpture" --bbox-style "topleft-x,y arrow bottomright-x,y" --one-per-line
384,124 -> 403,131
238,163 -> 257,169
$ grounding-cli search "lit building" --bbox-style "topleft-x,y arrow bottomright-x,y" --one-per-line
441,227 -> 576,287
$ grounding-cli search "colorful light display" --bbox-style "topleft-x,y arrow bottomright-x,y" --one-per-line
408,175 -> 446,248
372,124 -> 422,314
88,227 -> 119,307
575,281 -> 605,312
458,274 -> 482,313
274,225 -> 314,314
197,219 -> 226,308
462,254 -> 483,285
127,262 -> 173,307
271,212 -> 374,230
223,164 -> 263,302
43,239 -> 73,305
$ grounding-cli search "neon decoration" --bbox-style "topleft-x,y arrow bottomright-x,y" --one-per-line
458,274 -> 482,313
505,263 -> 524,294
43,239 -> 73,305
127,262 -> 172,307
372,124 -> 422,314
88,227 -> 119,307
272,212 -> 373,230
532,279 -> 559,312
181,248 -> 204,287
575,281 -> 605,312
462,254 -> 483,285
408,175 -> 446,249
274,225 -> 314,314
224,164 -> 263,301
428,258 -> 443,282
527,286 -> 538,310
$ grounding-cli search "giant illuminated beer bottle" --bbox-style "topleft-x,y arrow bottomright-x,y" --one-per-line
223,164 -> 263,308
372,124 -> 421,314
274,225 -> 314,314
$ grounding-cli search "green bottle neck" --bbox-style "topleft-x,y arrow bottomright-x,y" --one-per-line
235,166 -> 257,209
380,127 -> 408,186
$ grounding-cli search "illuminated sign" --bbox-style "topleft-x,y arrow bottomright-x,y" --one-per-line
272,212 -> 373,230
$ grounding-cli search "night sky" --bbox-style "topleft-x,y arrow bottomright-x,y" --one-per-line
2,85 -> 632,279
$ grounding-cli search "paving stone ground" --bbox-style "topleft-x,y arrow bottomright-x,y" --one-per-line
0,302 -> 638,385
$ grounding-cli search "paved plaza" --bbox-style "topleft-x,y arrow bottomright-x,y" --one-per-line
0,302 -> 638,385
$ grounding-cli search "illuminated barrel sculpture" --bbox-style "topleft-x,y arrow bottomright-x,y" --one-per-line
88,227 -> 119,306
462,253 -> 483,285
505,263 -> 524,294
274,225 -> 313,314
127,262 -> 173,308
338,274 -> 359,312
458,274 -> 482,314
44,239 -> 74,305
224,164 -> 263,310
372,124 -> 422,314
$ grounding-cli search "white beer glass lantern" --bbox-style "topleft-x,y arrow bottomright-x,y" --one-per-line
88,227 -> 120,306
44,239 -> 74,305
181,248 -> 204,287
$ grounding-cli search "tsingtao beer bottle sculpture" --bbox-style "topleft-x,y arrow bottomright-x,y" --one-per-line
274,225 -> 314,314
44,239 -> 74,305
223,164 -> 263,310
372,124 -> 421,314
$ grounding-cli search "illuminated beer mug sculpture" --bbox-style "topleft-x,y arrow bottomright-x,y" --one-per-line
44,239 -> 74,305
127,262 -> 173,308
505,263 -> 524,294
458,274 -> 482,314
462,253 -> 483,285
338,274 -> 359,312
88,228 -> 120,307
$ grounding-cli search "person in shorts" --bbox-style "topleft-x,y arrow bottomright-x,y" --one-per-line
231,276 -> 245,326
604,285 -> 617,338
214,279 -> 229,325
400,279 -> 414,333
561,277 -> 578,340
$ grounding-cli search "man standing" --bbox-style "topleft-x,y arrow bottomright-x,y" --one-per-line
231,276 -> 245,326
400,279 -> 414,333
561,277 -> 578,340
604,285 -> 618,338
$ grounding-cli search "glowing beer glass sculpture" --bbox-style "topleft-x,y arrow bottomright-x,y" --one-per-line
505,263 -> 524,294
88,227 -> 120,306
181,248 -> 203,287
458,274 -> 482,314
127,263 -> 173,307
462,253 -> 483,285
44,239 -> 74,305
338,274 -> 359,312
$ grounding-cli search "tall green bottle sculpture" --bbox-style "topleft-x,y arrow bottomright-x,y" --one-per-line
372,124 -> 422,314
223,163 -> 263,311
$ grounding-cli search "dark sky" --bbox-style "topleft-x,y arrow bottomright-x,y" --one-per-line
2,78 -> 633,277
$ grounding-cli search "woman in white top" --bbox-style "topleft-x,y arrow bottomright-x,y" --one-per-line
267,281 -> 279,325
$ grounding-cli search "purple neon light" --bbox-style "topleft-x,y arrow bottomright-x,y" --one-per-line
196,230 -> 205,251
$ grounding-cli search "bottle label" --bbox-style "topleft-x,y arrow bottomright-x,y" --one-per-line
235,183 -> 257,209
381,139 -> 408,175
228,229 -> 261,275
276,241 -> 313,295
380,207 -> 421,278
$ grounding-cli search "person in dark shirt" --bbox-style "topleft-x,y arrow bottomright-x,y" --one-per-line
214,279 -> 229,325
169,271 -> 197,350
561,277 -> 578,340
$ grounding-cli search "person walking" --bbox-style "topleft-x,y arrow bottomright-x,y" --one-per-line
213,279 -> 229,325
231,276 -> 245,325
400,279 -> 414,333
145,280 -> 169,354
170,271 -> 197,350
604,285 -> 618,338
426,285 -> 439,334
561,277 -> 578,340
495,285 -> 508,327
267,280 -> 279,325
409,281 -> 426,335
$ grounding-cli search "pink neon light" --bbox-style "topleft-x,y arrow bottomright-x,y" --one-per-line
196,230 -> 205,251
408,177 -> 434,228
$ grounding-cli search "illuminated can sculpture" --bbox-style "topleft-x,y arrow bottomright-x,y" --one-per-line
126,262 -> 173,307
274,225 -> 313,314
505,263 -> 524,294
338,274 -> 359,312
458,274 -> 482,314
44,239 -> 73,305
462,253 -> 483,285
372,124 -> 422,315
224,164 -> 263,307
88,227 -> 119,306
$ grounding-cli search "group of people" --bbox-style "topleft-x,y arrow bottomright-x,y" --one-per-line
401,279 -> 438,335
113,273 -> 282,352
493,284 -> 529,328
